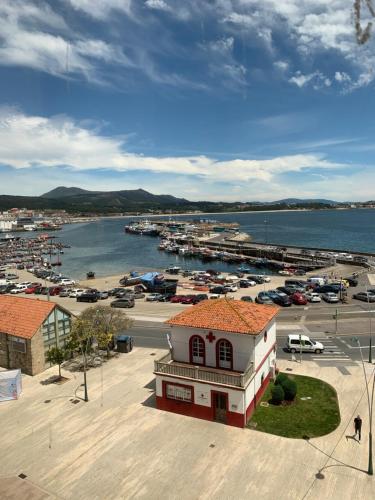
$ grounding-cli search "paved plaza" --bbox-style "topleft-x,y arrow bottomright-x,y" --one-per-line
1,347 -> 375,499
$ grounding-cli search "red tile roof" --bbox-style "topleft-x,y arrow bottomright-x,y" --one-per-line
0,296 -> 56,340
165,299 -> 279,335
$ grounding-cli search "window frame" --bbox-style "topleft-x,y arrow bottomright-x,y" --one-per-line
189,334 -> 206,366
216,338 -> 233,371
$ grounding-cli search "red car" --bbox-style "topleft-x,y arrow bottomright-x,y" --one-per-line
170,295 -> 186,303
49,286 -> 63,296
180,295 -> 200,305
291,292 -> 308,305
25,283 -> 42,294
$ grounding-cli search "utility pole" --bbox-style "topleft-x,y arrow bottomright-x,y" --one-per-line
352,337 -> 374,475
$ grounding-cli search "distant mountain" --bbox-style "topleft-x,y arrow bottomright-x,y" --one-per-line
272,198 -> 337,206
0,186 -> 346,214
41,186 -> 93,198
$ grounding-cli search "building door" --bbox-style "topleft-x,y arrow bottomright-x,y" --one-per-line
213,392 -> 227,423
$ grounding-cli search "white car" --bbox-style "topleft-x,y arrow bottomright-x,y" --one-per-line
287,334 -> 324,354
10,284 -> 29,294
19,281 -> 32,286
322,292 -> 339,303
305,292 -> 321,303
69,288 -> 86,298
58,278 -> 76,286
247,280 -> 256,287
224,284 -> 238,292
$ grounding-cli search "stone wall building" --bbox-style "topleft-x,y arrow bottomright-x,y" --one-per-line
0,296 -> 72,376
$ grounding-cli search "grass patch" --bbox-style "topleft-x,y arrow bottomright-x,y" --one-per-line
249,374 -> 340,439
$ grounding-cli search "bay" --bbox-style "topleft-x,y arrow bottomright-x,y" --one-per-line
35,208 -> 375,279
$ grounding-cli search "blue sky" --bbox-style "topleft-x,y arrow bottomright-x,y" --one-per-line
0,0 -> 375,201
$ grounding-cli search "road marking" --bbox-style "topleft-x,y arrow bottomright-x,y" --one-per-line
312,357 -> 351,361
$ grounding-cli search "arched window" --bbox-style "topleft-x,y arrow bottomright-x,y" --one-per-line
189,335 -> 205,365
216,339 -> 233,370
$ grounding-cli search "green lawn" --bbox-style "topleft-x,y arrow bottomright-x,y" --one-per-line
249,374 -> 340,439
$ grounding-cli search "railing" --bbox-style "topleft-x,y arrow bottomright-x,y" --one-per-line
154,352 -> 254,388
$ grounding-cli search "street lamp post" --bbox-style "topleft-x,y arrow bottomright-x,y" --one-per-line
368,291 -> 373,364
352,336 -> 374,475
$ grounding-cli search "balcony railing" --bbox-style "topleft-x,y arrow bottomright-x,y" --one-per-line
154,352 -> 254,388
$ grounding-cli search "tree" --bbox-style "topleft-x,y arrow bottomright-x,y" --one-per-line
78,305 -> 133,357
69,317 -> 96,401
46,346 -> 66,380
271,384 -> 284,405
282,378 -> 297,401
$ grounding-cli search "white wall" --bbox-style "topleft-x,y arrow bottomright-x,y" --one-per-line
169,325 -> 254,372
156,374 -> 245,414
253,320 -> 276,370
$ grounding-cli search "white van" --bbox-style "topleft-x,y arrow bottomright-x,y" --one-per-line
286,334 -> 324,354
307,276 -> 325,286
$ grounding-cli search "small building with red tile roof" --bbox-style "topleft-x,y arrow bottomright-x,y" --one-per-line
0,296 -> 72,376
155,299 -> 279,428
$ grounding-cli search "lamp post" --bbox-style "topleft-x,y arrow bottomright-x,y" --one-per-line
352,336 -> 374,475
368,291 -> 373,364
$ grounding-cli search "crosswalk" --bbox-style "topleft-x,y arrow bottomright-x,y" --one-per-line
277,324 -> 356,365
310,337 -> 352,363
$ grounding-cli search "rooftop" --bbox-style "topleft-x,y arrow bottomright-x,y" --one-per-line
0,296 -> 56,339
165,298 -> 279,335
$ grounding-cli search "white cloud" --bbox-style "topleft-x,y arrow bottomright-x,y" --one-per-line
0,109 -> 345,185
274,60 -> 289,72
0,1 -> 132,85
289,71 -> 331,89
145,0 -> 171,12
63,0 -> 133,20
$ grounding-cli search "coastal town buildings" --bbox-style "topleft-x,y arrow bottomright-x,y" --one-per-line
154,299 -> 279,427
0,296 -> 72,376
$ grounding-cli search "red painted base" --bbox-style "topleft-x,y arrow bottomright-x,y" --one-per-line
156,396 -> 244,428
245,372 -> 271,423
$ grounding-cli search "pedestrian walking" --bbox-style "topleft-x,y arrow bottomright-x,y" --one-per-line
354,415 -> 362,441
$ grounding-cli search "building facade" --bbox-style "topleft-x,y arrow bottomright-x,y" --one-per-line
0,296 -> 72,376
154,299 -> 279,428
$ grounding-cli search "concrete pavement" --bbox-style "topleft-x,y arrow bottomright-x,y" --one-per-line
0,347 -> 375,499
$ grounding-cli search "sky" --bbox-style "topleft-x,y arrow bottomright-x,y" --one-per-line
0,0 -> 375,202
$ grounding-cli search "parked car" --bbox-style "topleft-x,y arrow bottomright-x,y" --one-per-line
170,295 -> 186,303
58,278 -> 75,286
286,334 -> 324,354
285,279 -> 307,288
158,293 -> 175,302
321,292 -> 339,303
5,273 -> 18,280
194,294 -> 208,302
181,295 -> 200,305
108,287 -> 125,296
34,286 -> 48,295
110,298 -> 135,308
276,286 -> 294,296
98,291 -> 109,299
210,286 -> 225,294
291,292 -> 308,305
10,284 -> 29,294
223,284 -> 238,293
49,286 -> 63,296
25,284 -> 42,294
239,280 -> 250,288
133,292 -> 145,299
59,288 -> 71,297
265,290 -> 291,307
241,296 -> 253,302
315,284 -> 342,294
353,292 -> 375,303
69,289 -> 86,298
146,293 -> 163,302
255,292 -> 274,305
77,292 -> 98,303
344,277 -> 358,287
247,275 -> 264,284
305,292 -> 321,303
